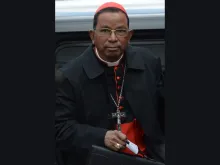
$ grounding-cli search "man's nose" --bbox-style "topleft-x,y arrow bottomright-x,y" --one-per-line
108,31 -> 118,42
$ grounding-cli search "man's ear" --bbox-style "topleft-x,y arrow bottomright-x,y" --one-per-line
127,30 -> 134,42
89,30 -> 95,44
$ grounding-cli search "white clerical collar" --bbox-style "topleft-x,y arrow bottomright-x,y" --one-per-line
94,47 -> 123,67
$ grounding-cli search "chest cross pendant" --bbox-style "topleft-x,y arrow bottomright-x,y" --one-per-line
111,110 -> 126,131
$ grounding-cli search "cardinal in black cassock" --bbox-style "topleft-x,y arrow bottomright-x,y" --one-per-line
55,2 -> 165,165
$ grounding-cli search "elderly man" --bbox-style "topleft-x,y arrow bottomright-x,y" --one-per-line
55,2 -> 165,165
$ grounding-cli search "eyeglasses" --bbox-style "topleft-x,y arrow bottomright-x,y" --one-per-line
94,28 -> 130,37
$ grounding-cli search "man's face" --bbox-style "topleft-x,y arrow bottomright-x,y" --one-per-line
90,11 -> 133,62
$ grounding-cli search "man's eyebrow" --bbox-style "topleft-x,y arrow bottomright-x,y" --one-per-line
99,25 -> 128,29
115,25 -> 127,29
99,25 -> 111,28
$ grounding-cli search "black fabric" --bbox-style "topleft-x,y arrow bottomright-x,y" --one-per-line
55,149 -> 65,165
56,45 -> 165,165
94,53 -> 136,126
104,63 -> 135,126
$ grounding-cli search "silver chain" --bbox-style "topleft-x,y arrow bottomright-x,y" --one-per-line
110,64 -> 127,131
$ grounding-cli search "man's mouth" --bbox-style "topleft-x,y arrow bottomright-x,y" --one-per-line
106,47 -> 119,51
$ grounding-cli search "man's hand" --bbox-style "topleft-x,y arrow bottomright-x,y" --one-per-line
104,130 -> 127,151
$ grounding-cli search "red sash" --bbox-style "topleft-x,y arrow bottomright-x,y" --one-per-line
116,119 -> 147,157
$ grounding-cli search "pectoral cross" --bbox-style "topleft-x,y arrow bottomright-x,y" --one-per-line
111,110 -> 126,131
109,64 -> 127,132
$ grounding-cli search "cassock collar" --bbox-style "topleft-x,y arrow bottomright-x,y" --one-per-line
83,45 -> 145,79
94,47 -> 124,67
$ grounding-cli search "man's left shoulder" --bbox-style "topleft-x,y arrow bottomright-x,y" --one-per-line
131,46 -> 159,62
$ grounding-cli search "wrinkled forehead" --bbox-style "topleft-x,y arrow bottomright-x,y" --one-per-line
96,12 -> 128,29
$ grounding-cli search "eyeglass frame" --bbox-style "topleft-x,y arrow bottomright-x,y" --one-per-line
92,27 -> 132,37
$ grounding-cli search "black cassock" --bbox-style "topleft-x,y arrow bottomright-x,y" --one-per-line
55,45 -> 165,165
